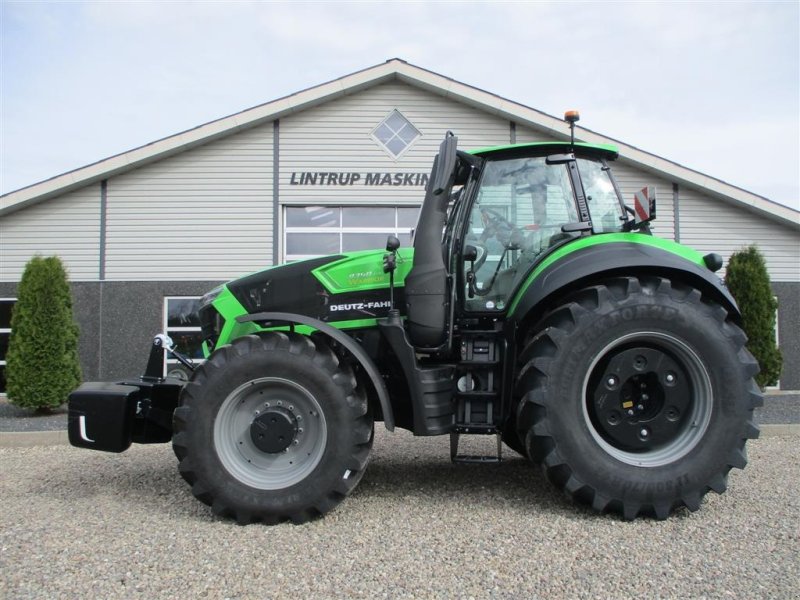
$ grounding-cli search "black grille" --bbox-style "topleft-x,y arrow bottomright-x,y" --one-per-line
199,305 -> 223,351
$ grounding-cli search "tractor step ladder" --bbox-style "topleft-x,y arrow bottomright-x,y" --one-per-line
450,426 -> 503,464
451,329 -> 503,464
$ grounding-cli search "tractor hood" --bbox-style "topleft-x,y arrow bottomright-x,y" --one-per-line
224,248 -> 414,325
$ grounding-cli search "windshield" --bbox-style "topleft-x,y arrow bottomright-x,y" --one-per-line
577,158 -> 625,233
462,156 -> 578,311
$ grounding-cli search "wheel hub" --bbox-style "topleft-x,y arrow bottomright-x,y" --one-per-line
250,407 -> 298,453
590,345 -> 691,452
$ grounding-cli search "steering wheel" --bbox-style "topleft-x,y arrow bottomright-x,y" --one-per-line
480,206 -> 514,238
480,207 -> 514,240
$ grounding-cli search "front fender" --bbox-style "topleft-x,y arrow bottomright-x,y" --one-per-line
237,311 -> 394,431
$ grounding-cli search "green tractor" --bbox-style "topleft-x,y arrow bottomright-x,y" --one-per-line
69,112 -> 761,523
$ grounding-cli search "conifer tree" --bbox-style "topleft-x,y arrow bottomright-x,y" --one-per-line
6,256 -> 81,411
725,245 -> 782,388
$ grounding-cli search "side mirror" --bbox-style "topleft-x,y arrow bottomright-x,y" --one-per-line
431,132 -> 458,196
625,186 -> 656,231
633,186 -> 656,224
384,235 -> 400,275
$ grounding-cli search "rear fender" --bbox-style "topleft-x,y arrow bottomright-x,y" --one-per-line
509,240 -> 740,333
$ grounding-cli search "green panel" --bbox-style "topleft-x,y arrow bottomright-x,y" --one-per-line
313,248 -> 415,294
507,233 -> 706,316
206,286 -> 255,354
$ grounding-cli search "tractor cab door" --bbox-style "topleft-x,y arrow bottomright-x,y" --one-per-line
460,155 -> 580,313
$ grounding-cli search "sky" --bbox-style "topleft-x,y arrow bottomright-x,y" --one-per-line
1,1 -> 798,210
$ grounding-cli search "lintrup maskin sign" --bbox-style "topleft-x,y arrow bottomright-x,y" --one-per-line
289,172 -> 429,186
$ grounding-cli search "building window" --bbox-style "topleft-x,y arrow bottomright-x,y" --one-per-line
770,296 -> 780,390
371,110 -> 421,158
163,297 -> 204,380
0,299 -> 16,394
284,205 -> 419,262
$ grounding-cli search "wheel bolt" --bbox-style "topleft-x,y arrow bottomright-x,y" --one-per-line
607,376 -> 617,387
666,373 -> 675,383
641,394 -> 649,401
636,404 -> 644,411
627,409 -> 634,416
640,429 -> 648,437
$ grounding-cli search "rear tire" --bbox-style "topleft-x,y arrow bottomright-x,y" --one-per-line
516,276 -> 762,519
501,416 -> 527,457
172,332 -> 373,524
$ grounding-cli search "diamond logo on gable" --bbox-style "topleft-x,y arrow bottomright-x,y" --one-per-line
371,110 -> 421,158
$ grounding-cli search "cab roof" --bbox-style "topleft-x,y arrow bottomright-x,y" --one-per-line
469,141 -> 619,161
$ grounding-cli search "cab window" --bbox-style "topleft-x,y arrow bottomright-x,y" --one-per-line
577,158 -> 625,233
463,157 -> 577,311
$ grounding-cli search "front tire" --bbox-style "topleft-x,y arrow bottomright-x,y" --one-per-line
172,332 -> 373,524
516,276 -> 762,519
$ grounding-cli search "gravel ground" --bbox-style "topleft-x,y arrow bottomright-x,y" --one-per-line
1,430 -> 798,599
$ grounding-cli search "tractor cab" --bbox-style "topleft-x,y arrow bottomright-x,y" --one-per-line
404,124 -> 639,351
456,141 -> 628,313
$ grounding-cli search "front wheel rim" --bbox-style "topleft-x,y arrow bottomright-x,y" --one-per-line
582,332 -> 713,468
213,377 -> 328,489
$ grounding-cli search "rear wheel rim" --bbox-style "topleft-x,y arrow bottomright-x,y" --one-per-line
582,332 -> 713,468
213,377 -> 327,489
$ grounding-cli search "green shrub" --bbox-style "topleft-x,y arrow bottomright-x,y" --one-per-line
725,245 -> 782,388
6,256 -> 81,411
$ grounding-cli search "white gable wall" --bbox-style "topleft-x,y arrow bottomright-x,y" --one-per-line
0,184 -> 101,281
680,187 -> 799,282
104,124 -> 273,280
515,125 -> 554,144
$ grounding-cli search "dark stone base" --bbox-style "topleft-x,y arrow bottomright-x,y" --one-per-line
0,280 -> 223,382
